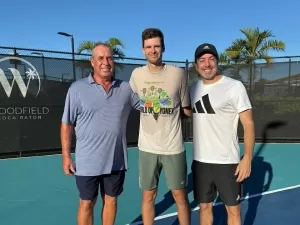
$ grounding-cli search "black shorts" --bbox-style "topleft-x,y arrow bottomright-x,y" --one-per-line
75,170 -> 125,201
191,160 -> 242,206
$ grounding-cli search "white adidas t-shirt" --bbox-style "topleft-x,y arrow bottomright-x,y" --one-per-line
189,76 -> 252,164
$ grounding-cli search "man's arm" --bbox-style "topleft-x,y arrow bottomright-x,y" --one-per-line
179,69 -> 192,117
61,123 -> 76,176
240,109 -> 255,160
231,81 -> 255,182
60,86 -> 79,176
129,70 -> 141,111
235,109 -> 255,182
61,123 -> 73,158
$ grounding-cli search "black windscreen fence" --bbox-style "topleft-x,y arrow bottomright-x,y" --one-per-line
0,47 -> 300,158
0,52 -> 144,157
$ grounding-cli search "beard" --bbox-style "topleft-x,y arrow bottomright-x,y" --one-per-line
199,73 -> 217,80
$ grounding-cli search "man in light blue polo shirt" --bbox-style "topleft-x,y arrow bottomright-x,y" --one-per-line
60,43 -> 140,225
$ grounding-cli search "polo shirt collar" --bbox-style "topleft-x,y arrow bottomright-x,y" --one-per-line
88,73 -> 117,85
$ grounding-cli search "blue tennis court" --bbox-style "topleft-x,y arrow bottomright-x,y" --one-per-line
0,142 -> 299,225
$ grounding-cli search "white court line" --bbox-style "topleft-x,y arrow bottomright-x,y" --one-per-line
0,152 -> 74,161
126,184 -> 300,225
184,142 -> 300,145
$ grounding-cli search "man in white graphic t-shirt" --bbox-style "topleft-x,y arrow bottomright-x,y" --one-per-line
130,28 -> 192,225
189,43 -> 255,225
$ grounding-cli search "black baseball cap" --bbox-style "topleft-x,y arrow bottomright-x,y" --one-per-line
194,43 -> 219,61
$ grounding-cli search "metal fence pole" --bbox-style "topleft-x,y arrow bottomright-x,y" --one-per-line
184,59 -> 191,141
71,36 -> 76,81
288,58 -> 291,96
185,59 -> 189,84
249,59 -> 254,102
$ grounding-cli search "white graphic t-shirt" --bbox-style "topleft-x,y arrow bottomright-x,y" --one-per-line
129,65 -> 190,155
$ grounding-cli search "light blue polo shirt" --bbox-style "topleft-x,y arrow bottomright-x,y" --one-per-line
61,74 -> 140,176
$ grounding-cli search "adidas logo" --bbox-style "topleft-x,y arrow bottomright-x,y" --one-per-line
192,94 -> 215,114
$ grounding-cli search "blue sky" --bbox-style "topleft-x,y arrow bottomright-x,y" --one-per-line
0,0 -> 299,62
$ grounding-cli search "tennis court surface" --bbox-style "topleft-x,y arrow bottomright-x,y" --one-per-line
132,185 -> 300,225
0,142 -> 299,225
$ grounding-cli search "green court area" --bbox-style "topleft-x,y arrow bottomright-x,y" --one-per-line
0,143 -> 299,225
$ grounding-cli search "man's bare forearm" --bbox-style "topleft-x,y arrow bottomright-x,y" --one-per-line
60,123 -> 73,158
243,121 -> 255,160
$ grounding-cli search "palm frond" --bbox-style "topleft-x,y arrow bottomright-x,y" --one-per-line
260,54 -> 273,63
105,38 -> 125,49
253,29 -> 273,54
225,39 -> 246,59
77,41 -> 96,54
226,27 -> 285,64
240,28 -> 258,46
77,38 -> 126,60
259,40 -> 285,53
112,47 -> 125,59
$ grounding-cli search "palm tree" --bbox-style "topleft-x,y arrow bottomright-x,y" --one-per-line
77,37 -> 125,59
226,28 -> 285,63
225,28 -> 285,96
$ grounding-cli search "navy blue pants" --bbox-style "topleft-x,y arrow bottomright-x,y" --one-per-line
75,170 -> 126,200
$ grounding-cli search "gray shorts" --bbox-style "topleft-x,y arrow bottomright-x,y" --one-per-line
138,150 -> 187,191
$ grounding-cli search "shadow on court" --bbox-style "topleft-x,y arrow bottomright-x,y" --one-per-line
213,120 -> 286,225
242,120 -> 286,225
130,120 -> 286,225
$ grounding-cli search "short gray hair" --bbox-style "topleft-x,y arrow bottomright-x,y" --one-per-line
91,42 -> 113,58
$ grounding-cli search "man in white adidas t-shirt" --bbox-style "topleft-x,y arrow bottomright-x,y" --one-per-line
189,43 -> 255,225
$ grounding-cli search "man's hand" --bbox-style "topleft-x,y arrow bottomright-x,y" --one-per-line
235,156 -> 251,182
63,156 -> 75,176
182,106 -> 193,117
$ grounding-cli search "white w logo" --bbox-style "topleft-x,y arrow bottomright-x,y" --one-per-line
0,57 -> 41,98
0,68 -> 29,97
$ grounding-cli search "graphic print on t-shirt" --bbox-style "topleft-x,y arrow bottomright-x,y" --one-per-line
192,94 -> 216,114
139,82 -> 174,121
